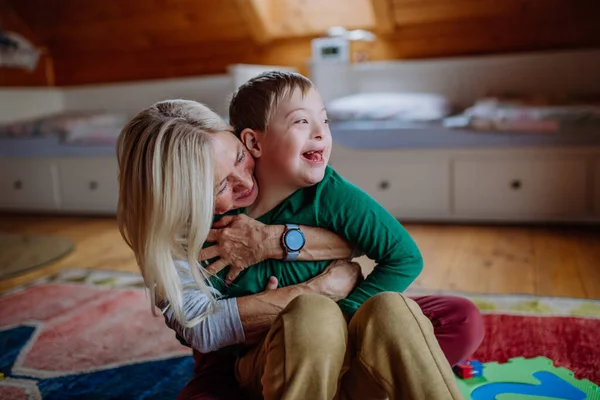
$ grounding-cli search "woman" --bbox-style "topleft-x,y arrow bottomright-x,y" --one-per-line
117,100 -> 480,399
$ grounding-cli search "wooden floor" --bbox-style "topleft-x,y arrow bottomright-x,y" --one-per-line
1,214 -> 598,298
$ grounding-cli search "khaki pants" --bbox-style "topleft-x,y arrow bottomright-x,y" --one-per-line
235,293 -> 463,400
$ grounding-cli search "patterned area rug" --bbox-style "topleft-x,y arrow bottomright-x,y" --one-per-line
406,288 -> 600,388
1,269 -> 599,399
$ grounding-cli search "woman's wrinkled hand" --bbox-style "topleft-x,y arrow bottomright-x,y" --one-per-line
201,214 -> 276,284
308,259 -> 363,302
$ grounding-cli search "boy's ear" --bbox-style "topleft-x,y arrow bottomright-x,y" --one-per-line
240,128 -> 262,158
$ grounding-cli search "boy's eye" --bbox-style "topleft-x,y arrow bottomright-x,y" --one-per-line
295,118 -> 308,124
324,118 -> 330,124
217,182 -> 228,195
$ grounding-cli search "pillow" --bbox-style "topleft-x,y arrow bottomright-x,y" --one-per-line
327,92 -> 451,122
0,111 -> 127,144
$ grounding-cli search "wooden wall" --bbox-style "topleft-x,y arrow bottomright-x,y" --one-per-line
2,0 -> 599,87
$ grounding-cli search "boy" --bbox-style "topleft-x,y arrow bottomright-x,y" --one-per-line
215,71 -> 423,318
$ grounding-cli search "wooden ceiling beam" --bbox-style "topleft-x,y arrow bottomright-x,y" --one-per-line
234,0 -> 274,44
370,0 -> 395,34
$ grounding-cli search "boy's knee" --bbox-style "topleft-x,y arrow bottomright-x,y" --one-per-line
282,294 -> 347,351
351,292 -> 420,332
359,292 -> 418,319
286,293 -> 339,316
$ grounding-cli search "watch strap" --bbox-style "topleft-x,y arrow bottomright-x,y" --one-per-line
283,224 -> 302,261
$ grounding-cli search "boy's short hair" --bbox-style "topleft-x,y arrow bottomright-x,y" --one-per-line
229,71 -> 313,137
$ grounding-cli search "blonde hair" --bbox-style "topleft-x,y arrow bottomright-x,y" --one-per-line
229,70 -> 313,136
116,99 -> 231,328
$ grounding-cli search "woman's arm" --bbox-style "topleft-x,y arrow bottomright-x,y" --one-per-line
256,224 -> 358,261
163,259 -> 361,352
238,259 -> 362,343
201,213 -> 355,282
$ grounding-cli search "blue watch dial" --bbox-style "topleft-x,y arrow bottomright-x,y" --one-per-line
285,229 -> 305,252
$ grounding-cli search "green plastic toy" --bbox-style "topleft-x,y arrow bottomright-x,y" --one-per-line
455,357 -> 600,400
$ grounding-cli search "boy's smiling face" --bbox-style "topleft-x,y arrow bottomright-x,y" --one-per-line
252,86 -> 332,188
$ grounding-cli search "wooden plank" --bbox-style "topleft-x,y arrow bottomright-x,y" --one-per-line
573,229 -> 600,299
407,225 -> 468,291
393,0 -> 519,26
51,40 -> 264,85
8,0 -> 235,28
444,226 -> 496,294
392,0 -> 600,26
1,215 -> 598,299
37,8 -> 249,54
233,0 -> 273,44
533,228 -> 587,298
386,16 -> 600,59
370,0 -> 396,33
487,227 -> 536,295
271,0 -> 376,37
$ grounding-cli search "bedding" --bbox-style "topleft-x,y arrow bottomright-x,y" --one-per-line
445,97 -> 600,133
330,120 -> 600,150
0,111 -> 127,145
327,92 -> 451,122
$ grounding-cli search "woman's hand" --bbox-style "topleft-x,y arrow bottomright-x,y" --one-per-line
237,260 -> 362,342
201,214 -> 284,284
307,259 -> 363,302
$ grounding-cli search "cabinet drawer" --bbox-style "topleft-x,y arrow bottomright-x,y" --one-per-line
0,159 -> 59,209
57,157 -> 118,212
334,161 -> 449,215
453,158 -> 587,216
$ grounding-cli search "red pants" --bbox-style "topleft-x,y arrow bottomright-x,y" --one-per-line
178,295 -> 484,400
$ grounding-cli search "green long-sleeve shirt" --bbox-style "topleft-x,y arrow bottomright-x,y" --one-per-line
209,166 -> 423,316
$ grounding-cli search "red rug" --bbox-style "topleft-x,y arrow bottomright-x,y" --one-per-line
474,314 -> 599,384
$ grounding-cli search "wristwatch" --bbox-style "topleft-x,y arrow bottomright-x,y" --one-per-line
281,224 -> 305,261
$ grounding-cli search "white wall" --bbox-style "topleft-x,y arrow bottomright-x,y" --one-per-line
0,89 -> 64,123
312,49 -> 600,108
3,51 -> 599,124
62,74 -> 233,117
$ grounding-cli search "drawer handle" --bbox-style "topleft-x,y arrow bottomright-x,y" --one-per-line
89,181 -> 99,191
379,180 -> 390,190
510,179 -> 522,190
13,180 -> 23,190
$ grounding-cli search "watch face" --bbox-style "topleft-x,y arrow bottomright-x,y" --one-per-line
285,229 -> 305,252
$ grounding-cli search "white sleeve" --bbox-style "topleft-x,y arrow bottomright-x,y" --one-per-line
159,260 -> 246,353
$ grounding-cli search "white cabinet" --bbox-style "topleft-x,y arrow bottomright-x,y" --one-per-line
1,149 -> 599,222
0,158 -> 59,210
0,156 -> 118,214
57,157 -> 119,212
453,158 -> 588,218
331,144 -> 599,223
336,159 -> 449,217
